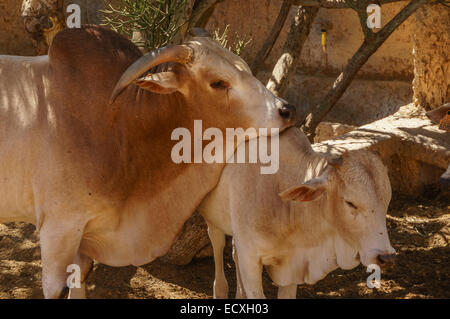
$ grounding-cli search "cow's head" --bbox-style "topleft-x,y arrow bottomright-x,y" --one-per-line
279,150 -> 396,269
110,28 -> 295,138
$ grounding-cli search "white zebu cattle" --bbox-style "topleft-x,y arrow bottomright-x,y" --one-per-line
199,128 -> 396,299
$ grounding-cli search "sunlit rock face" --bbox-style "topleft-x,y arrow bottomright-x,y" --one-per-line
413,4 -> 450,110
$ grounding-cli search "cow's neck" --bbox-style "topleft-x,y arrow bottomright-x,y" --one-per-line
279,128 -> 329,188
275,229 -> 359,285
277,197 -> 359,285
118,87 -> 228,191
93,88 -> 229,266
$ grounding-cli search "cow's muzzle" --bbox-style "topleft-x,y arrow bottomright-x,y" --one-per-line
376,253 -> 396,268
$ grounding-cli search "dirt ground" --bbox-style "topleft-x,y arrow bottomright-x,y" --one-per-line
0,194 -> 448,299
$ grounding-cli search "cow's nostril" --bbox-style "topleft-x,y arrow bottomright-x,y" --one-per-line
279,104 -> 296,121
377,254 -> 396,267
377,255 -> 385,266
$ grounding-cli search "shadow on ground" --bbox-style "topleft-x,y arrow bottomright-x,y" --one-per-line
0,196 -> 448,299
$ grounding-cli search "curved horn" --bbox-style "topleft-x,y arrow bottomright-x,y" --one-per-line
109,45 -> 193,103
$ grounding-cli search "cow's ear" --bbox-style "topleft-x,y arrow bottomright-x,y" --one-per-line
279,177 -> 328,202
135,72 -> 179,94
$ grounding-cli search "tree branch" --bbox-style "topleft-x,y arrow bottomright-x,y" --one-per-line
251,0 -> 411,76
266,6 -> 319,97
250,0 -> 295,75
188,0 -> 225,30
301,0 -> 430,140
435,0 -> 450,8
349,0 -> 376,40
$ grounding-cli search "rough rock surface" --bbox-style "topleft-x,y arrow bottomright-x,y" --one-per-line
412,4 -> 450,110
313,104 -> 449,197
314,122 -> 357,143
2,0 -> 105,55
0,0 -> 36,55
21,0 -> 65,54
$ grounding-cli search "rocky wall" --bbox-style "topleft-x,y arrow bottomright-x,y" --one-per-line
412,4 -> 450,110
0,0 -> 36,55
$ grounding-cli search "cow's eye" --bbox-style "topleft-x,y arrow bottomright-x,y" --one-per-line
210,80 -> 229,90
345,201 -> 357,209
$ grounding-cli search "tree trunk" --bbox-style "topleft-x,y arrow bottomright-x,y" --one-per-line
172,0 -> 196,44
188,0 -> 224,30
174,0 -> 224,43
302,0 -> 429,141
266,6 -> 319,98
250,0 -> 295,75
160,211 -> 211,265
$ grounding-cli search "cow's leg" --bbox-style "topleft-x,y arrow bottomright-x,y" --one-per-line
277,284 -> 297,299
68,252 -> 93,299
207,223 -> 229,298
234,239 -> 265,299
39,217 -> 85,299
232,240 -> 246,299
